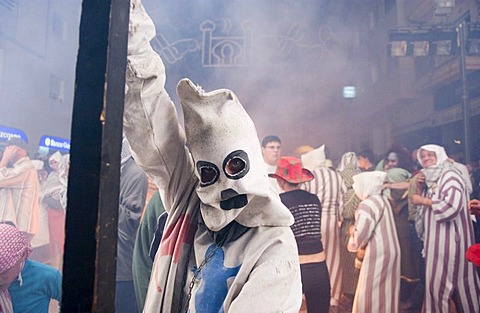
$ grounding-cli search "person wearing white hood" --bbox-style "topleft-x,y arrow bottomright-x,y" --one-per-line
122,1 -> 302,312
411,144 -> 480,312
42,151 -> 67,269
300,145 -> 345,308
347,171 -> 400,313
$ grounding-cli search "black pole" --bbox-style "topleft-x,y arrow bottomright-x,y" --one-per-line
458,20 -> 471,164
62,0 -> 130,312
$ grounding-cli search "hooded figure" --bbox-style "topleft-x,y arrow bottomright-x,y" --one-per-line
300,145 -> 345,307
123,2 -> 301,312
348,171 -> 400,313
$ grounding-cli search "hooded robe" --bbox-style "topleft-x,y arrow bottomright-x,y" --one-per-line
348,171 -> 400,313
123,2 -> 302,312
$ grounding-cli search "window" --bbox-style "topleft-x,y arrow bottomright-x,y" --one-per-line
50,75 -> 65,103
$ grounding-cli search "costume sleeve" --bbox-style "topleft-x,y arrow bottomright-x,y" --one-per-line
431,171 -> 465,223
119,160 -> 149,220
349,202 -> 376,250
123,0 -> 196,214
0,159 -> 33,188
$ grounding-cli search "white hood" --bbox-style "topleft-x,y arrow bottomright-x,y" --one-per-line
177,79 -> 294,231
352,171 -> 387,201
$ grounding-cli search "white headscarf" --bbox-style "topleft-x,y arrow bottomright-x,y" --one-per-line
416,144 -> 448,168
48,151 -> 62,167
301,145 -> 328,171
418,144 -> 455,188
178,79 -> 293,231
337,152 -> 358,172
352,171 -> 387,200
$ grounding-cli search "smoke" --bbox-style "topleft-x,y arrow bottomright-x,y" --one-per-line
144,0 -> 365,162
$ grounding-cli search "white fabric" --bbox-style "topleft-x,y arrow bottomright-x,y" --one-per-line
48,151 -> 62,165
352,171 -> 386,201
178,78 -> 292,231
123,2 -> 302,312
337,152 -> 357,172
265,163 -> 282,195
0,157 -> 39,235
418,145 -> 470,190
453,161 -> 473,196
58,154 -> 69,209
416,144 -> 448,168
30,160 -> 44,171
301,145 -> 326,171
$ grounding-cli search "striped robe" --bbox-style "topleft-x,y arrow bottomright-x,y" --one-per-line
423,169 -> 480,312
303,167 -> 345,306
349,195 -> 400,313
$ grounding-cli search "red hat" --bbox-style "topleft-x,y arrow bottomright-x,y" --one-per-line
268,156 -> 314,184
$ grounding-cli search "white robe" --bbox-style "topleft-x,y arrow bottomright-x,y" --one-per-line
123,2 -> 302,312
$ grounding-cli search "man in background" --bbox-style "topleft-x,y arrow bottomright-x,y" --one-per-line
261,135 -> 282,194
356,149 -> 375,172
116,138 -> 149,313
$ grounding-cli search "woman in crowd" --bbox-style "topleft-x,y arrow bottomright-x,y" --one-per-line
270,156 -> 331,313
411,144 -> 480,312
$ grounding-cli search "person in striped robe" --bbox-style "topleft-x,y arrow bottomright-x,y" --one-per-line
411,144 -> 480,312
300,145 -> 346,308
337,152 -> 362,307
348,171 -> 401,313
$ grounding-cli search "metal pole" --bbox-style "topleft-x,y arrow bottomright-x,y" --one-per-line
458,20 -> 471,164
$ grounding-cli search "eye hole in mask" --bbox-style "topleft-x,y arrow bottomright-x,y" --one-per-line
197,161 -> 220,187
223,150 -> 250,180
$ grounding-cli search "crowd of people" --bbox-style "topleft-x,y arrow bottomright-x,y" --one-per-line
262,138 -> 480,312
3,1 -> 480,312
0,138 -> 66,312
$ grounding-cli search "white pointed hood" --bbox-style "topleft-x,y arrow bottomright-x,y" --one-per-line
301,145 -> 326,171
177,78 -> 293,231
352,171 -> 387,201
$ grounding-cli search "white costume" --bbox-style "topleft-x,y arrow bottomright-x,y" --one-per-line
123,2 -> 302,312
348,171 -> 400,313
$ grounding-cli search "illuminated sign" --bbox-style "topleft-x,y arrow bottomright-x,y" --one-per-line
0,125 -> 28,142
39,135 -> 70,151
343,86 -> 356,99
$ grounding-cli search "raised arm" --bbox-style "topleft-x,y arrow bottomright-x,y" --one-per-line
123,1 -> 196,210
